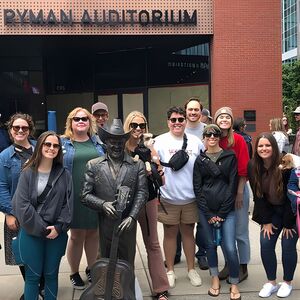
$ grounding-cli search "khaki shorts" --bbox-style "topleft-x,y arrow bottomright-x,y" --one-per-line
157,199 -> 199,225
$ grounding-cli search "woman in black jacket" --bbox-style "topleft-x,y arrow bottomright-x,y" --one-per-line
248,132 -> 297,298
193,124 -> 240,300
12,131 -> 73,300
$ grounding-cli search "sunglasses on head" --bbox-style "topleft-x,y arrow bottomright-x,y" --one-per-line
130,122 -> 147,130
12,125 -> 29,133
72,116 -> 89,122
169,117 -> 185,123
43,142 -> 60,150
203,132 -> 221,138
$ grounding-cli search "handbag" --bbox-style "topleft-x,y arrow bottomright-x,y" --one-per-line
160,134 -> 189,171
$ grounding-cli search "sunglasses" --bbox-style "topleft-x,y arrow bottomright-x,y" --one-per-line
130,122 -> 147,130
43,142 -> 61,150
12,125 -> 29,133
169,117 -> 185,123
203,132 -> 221,138
72,117 -> 89,122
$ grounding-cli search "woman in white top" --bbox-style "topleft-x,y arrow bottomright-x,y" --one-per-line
269,118 -> 289,153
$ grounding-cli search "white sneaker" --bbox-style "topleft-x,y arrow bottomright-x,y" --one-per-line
166,270 -> 176,288
259,282 -> 279,298
187,269 -> 202,286
277,282 -> 293,298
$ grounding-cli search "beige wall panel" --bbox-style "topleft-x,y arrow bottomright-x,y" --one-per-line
97,94 -> 118,121
47,92 -> 93,134
148,84 -> 208,135
0,0 -> 213,35
122,93 -> 144,120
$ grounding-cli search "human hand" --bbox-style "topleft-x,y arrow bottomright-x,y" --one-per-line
235,192 -> 243,209
117,217 -> 136,234
282,227 -> 297,239
46,226 -> 58,239
261,223 -> 277,240
6,215 -> 18,231
102,201 -> 118,219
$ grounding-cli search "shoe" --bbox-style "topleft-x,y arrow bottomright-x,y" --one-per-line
198,256 -> 209,270
208,286 -> 220,297
219,263 -> 229,280
164,256 -> 181,268
187,269 -> 202,286
258,282 -> 279,298
230,287 -> 241,300
156,291 -> 169,299
70,272 -> 86,290
85,267 -> 92,283
166,270 -> 176,288
277,282 -> 293,298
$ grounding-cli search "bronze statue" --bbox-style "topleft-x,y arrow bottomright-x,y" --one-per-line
81,119 -> 148,299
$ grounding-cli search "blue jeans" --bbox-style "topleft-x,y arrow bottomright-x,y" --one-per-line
18,228 -> 68,300
260,211 -> 298,282
199,211 -> 239,284
235,184 -> 250,264
195,221 -> 207,258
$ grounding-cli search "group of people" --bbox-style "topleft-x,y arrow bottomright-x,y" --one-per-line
0,99 -> 300,300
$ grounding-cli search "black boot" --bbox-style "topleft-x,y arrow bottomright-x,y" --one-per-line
218,262 -> 229,280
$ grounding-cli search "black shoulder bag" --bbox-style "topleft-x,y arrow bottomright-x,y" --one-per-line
160,134 -> 189,171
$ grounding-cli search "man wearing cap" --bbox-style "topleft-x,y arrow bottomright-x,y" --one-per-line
292,106 -> 300,156
91,101 -> 109,128
201,108 -> 213,125
81,119 -> 148,295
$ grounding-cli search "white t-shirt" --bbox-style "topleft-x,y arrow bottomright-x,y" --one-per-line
185,122 -> 206,140
273,131 -> 289,153
154,132 -> 205,204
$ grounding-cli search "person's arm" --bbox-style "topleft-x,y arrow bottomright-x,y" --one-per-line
12,170 -> 48,237
54,170 -> 74,234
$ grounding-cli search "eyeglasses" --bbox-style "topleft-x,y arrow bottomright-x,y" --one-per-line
130,122 -> 147,130
203,132 -> 221,138
93,113 -> 108,119
169,117 -> 185,123
43,142 -> 60,150
72,117 -> 89,122
12,125 -> 29,133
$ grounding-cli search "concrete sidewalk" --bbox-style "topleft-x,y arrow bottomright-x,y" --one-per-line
1,212 -> 300,300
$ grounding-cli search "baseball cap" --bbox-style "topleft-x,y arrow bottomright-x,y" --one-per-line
293,106 -> 300,114
202,108 -> 212,119
91,102 -> 108,114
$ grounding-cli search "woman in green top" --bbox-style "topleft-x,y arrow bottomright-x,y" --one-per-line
61,107 -> 105,290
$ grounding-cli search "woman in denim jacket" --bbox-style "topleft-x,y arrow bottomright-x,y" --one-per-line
61,107 -> 104,290
0,113 -> 36,300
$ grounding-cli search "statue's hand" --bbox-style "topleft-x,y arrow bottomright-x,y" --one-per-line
102,201 -> 118,219
117,217 -> 136,234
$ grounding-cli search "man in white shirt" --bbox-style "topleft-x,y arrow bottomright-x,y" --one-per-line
155,106 -> 204,289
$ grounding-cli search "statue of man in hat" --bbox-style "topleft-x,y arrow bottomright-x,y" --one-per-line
81,118 -> 148,271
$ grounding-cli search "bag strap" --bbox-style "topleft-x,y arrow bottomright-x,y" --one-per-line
161,133 -> 188,167
297,196 -> 300,235
37,166 -> 57,205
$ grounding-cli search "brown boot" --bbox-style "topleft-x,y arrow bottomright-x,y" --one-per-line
239,264 -> 248,282
218,263 -> 229,280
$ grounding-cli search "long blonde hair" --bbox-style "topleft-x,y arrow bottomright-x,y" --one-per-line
62,107 -> 96,140
270,118 -> 288,136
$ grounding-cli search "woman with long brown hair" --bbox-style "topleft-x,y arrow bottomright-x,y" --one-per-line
248,132 -> 297,298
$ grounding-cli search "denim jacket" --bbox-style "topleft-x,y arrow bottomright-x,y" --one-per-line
0,140 -> 36,215
61,135 -> 105,172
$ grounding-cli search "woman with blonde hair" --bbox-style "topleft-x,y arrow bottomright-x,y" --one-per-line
61,107 -> 105,289
124,111 -> 169,300
269,118 -> 289,153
